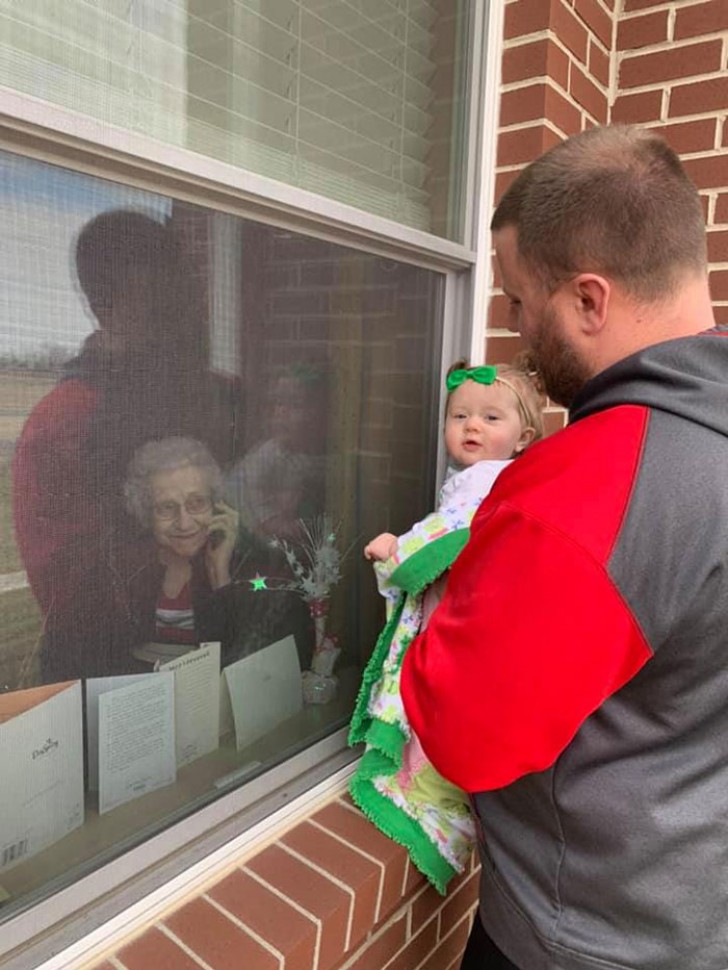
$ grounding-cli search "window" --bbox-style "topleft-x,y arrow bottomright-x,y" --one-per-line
1,0 -> 473,239
0,147 -> 445,932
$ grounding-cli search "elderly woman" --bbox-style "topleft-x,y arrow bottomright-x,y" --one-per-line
35,434 -> 312,682
123,437 -> 240,655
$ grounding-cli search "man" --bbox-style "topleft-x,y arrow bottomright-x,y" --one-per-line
401,124 -> 728,970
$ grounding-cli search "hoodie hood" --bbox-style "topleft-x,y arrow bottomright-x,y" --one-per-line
569,326 -> 728,439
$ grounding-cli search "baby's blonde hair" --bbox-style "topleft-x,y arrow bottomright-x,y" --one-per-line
445,352 -> 546,446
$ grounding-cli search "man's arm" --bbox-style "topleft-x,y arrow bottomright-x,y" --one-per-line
400,501 -> 652,793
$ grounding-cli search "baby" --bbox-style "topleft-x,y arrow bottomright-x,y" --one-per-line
349,356 -> 545,892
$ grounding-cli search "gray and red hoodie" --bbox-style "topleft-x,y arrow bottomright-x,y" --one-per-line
401,329 -> 728,970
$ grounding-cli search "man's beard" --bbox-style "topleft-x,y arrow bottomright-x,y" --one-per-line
530,303 -> 591,408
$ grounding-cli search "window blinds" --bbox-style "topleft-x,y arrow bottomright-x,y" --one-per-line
1,0 -> 467,235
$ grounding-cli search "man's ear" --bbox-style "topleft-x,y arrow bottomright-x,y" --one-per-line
513,426 -> 536,454
571,273 -> 610,335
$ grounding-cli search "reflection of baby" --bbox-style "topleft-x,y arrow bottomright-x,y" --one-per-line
225,370 -> 325,539
349,358 -> 545,893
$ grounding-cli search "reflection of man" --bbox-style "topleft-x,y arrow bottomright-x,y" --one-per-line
401,126 -> 728,970
12,210 -> 211,681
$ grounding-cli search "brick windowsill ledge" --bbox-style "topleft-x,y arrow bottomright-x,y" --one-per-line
88,793 -> 480,970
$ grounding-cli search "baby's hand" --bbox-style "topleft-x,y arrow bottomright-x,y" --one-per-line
364,532 -> 398,562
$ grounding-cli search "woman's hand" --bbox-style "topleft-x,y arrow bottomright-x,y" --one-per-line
205,501 -> 239,589
363,532 -> 398,562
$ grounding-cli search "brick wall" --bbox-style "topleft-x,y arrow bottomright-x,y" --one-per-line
85,794 -> 480,970
613,0 -> 728,326
487,0 -> 728,431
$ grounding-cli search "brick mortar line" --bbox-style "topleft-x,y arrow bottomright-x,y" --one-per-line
307,818 -> 387,923
503,28 -> 612,59
615,70 -> 728,89
498,118 -> 566,137
501,60 -> 609,98
156,925 -> 216,970
617,34 -> 728,58
108,958 -> 126,970
334,909 -> 409,970
500,76 -> 608,119
241,865 -> 323,970
202,893 -> 284,968
278,842 -> 357,951
618,0 -> 711,18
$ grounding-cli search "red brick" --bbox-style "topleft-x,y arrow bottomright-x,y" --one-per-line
207,869 -> 316,970
683,154 -> 728,191
164,897 -> 278,970
710,271 -> 728,301
313,800 -> 408,922
570,61 -> 608,122
346,917 -> 408,970
552,1 -> 589,63
611,88 -> 663,124
494,167 -> 523,205
488,294 -> 520,332
504,0 -> 555,40
411,883 -> 442,935
403,856 -> 428,897
544,410 -> 568,436
384,919 -> 439,970
500,82 -> 582,136
588,39 -> 610,88
420,916 -> 472,970
708,230 -> 728,263
701,193 -> 710,223
439,871 -> 480,938
723,118 -> 728,148
674,0 -> 728,41
620,40 -> 722,89
624,0 -> 677,9
715,193 -> 728,224
616,9 -> 669,50
646,119 -> 717,156
670,77 -> 728,118
247,843 -> 349,970
574,0 -> 613,48
497,124 -> 561,167
545,84 -> 584,135
116,927 -> 209,970
502,38 -> 569,88
499,83 -> 547,127
713,305 -> 728,325
282,821 -> 380,950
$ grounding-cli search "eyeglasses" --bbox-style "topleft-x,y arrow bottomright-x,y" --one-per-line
153,494 -> 212,521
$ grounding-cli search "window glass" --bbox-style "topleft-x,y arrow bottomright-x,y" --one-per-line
0,149 -> 443,917
1,0 -> 473,240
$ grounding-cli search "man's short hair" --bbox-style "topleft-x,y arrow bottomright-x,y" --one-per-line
491,124 -> 707,301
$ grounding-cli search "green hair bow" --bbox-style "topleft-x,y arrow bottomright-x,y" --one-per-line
446,365 -> 497,392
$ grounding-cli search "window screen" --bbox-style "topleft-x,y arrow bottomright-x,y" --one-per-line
1,0 -> 472,239
0,148 -> 443,918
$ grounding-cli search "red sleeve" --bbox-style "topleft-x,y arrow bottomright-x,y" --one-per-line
400,501 -> 652,793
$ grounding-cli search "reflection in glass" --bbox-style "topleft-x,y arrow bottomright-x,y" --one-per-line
0,149 -> 442,919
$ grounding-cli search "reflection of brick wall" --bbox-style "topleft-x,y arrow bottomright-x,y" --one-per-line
487,0 -> 728,435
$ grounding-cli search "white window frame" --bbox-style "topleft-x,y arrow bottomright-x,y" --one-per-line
0,1 -> 504,964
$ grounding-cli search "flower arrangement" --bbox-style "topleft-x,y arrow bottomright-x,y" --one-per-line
249,515 -> 353,701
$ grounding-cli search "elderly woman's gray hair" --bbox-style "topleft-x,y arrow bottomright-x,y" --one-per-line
124,436 -> 222,527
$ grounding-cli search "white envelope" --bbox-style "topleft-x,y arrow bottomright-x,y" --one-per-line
0,681 -> 84,872
223,635 -> 302,750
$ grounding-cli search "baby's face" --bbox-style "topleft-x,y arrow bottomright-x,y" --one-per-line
444,380 -> 528,466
